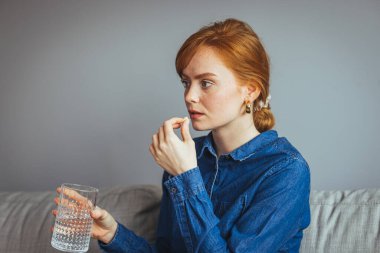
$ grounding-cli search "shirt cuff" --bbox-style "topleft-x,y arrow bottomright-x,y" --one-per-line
164,167 -> 206,202
98,221 -> 124,252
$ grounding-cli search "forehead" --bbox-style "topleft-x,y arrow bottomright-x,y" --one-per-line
182,47 -> 230,78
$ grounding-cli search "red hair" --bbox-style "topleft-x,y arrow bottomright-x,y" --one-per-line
175,18 -> 275,132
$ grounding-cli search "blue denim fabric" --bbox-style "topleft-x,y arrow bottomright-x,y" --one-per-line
99,130 -> 311,253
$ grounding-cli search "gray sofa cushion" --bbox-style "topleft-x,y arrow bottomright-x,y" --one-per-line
0,185 -> 162,253
300,189 -> 380,253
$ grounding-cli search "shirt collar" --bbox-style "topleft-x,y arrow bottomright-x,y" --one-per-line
197,130 -> 279,161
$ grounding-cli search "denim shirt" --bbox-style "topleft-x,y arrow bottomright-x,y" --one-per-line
99,130 -> 311,253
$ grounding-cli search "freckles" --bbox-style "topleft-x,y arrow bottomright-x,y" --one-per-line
203,95 -> 221,111
216,91 -> 242,113
207,99 -> 227,116
214,99 -> 226,109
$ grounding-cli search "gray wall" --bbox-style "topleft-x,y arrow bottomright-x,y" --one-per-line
1,0 -> 379,191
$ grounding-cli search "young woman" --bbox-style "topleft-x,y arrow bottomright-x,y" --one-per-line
54,18 -> 311,252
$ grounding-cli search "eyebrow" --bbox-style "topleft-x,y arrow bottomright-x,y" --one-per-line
180,72 -> 217,79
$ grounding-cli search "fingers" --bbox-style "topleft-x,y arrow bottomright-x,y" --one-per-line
163,117 -> 186,139
61,187 -> 88,204
54,197 -> 59,205
180,117 -> 191,142
172,123 -> 181,129
158,125 -> 165,143
150,117 -> 187,155
149,143 -> 157,159
54,196 -> 74,208
171,118 -> 186,129
54,194 -> 93,211
151,132 -> 159,157
90,206 -> 107,220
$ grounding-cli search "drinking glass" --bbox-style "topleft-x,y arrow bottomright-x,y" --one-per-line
51,183 -> 98,253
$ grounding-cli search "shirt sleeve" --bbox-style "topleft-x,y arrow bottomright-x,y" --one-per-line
98,174 -> 172,253
98,221 -> 161,253
164,159 -> 311,253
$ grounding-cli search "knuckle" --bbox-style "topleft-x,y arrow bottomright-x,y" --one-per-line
164,120 -> 170,127
158,143 -> 166,150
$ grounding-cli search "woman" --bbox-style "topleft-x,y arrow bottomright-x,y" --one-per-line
54,18 -> 311,252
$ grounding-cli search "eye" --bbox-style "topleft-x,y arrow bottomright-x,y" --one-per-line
201,80 -> 213,88
180,79 -> 189,89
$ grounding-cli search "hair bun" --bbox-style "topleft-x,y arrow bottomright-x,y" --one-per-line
253,108 -> 275,133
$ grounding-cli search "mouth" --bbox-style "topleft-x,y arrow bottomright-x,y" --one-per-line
189,112 -> 204,119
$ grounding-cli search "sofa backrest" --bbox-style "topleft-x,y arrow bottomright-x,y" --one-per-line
0,185 -> 161,253
300,189 -> 380,253
1,185 -> 379,252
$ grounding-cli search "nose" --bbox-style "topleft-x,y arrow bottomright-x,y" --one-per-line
184,83 -> 200,103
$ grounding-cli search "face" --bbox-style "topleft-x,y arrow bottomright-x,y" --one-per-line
181,46 -> 249,132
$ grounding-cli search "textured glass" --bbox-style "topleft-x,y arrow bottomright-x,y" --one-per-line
51,183 -> 98,252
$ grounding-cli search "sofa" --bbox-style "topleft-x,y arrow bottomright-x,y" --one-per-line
0,185 -> 379,253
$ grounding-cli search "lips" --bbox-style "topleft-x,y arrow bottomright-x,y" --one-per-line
188,110 -> 204,119
188,109 -> 203,114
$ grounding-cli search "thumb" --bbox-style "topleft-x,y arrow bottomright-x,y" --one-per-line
181,117 -> 192,142
91,206 -> 106,220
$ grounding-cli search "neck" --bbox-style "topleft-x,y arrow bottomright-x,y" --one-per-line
211,116 -> 260,158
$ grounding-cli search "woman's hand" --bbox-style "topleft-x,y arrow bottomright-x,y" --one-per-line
52,187 -> 118,245
149,117 -> 197,176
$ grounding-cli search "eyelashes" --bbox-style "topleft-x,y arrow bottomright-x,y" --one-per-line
180,79 -> 188,88
201,81 -> 213,88
180,80 -> 214,89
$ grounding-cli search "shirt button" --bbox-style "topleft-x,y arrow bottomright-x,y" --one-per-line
171,187 -> 177,193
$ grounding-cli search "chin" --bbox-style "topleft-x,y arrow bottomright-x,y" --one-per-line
191,121 -> 210,131
191,121 -> 213,131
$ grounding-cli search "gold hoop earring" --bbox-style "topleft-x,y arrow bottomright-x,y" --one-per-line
245,101 -> 252,114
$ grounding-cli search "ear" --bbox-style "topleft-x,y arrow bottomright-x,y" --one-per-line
241,84 -> 261,101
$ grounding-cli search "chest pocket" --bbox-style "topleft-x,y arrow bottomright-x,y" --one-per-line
215,195 -> 248,238
215,195 -> 247,218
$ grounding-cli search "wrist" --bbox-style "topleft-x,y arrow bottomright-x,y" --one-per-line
178,164 -> 197,175
100,221 -> 118,244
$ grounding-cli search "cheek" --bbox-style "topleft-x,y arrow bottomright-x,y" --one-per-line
203,93 -> 226,112
212,91 -> 241,112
